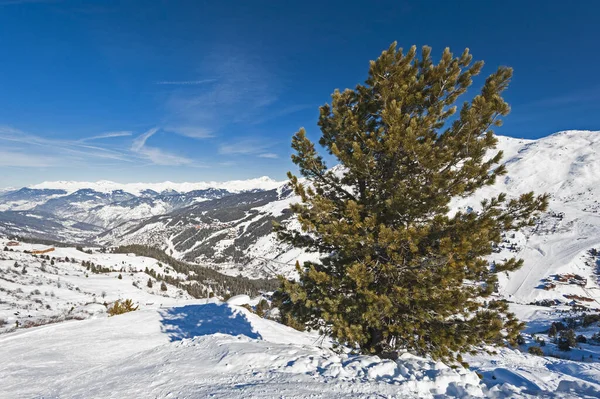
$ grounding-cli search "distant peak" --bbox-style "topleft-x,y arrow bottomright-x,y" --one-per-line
27,176 -> 285,195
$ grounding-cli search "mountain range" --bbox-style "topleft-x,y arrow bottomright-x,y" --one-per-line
2,130 -> 600,295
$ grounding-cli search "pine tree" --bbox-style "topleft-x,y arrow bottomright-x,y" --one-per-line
275,43 -> 548,362
147,278 -> 153,288
558,329 -> 577,351
160,282 -> 167,291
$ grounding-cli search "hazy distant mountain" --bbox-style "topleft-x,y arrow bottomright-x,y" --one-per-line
28,176 -> 283,195
0,176 -> 284,239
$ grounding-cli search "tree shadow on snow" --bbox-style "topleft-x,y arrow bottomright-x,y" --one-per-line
160,303 -> 262,342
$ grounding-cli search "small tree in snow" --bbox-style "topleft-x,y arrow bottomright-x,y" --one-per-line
558,329 -> 577,351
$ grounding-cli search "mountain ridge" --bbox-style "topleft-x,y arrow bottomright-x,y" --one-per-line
25,176 -> 285,195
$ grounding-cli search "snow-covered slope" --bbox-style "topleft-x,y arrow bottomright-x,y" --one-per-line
2,300 -> 600,398
448,131 -> 600,306
0,240 -> 192,331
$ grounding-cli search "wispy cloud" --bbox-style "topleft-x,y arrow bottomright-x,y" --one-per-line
219,138 -> 278,157
162,48 -> 280,136
0,125 -> 211,169
79,131 -> 132,142
0,126 -> 132,164
156,79 -> 217,86
250,104 -> 315,125
0,151 -> 58,167
131,128 -> 195,166
258,153 -> 279,159
163,126 -> 213,139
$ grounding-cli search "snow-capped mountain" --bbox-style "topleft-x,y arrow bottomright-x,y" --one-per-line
29,176 -> 283,195
102,131 -> 600,284
3,130 -> 600,289
0,176 -> 285,235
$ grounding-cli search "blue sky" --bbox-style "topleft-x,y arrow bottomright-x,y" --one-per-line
1,0 -> 599,187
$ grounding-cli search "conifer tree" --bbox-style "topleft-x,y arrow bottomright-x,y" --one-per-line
275,43 -> 549,362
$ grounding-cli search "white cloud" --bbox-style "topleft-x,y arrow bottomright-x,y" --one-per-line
131,127 -> 159,152
80,131 -> 133,141
163,49 -> 280,132
164,126 -> 214,139
219,140 -> 269,155
131,128 -> 194,166
0,125 -> 133,165
258,153 -> 279,159
0,151 -> 58,167
218,139 -> 280,159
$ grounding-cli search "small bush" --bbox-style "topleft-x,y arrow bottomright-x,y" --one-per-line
558,329 -> 577,351
576,335 -> 587,343
117,274 -> 122,280
528,346 -> 544,356
108,299 -> 138,316
583,314 -> 600,327
255,299 -> 270,317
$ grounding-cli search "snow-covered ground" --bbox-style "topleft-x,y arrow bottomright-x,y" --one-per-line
0,239 -> 191,332
1,299 -> 600,398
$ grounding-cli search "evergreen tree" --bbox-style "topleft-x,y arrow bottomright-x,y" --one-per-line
160,282 -> 167,291
276,43 -> 548,362
558,329 -> 577,351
